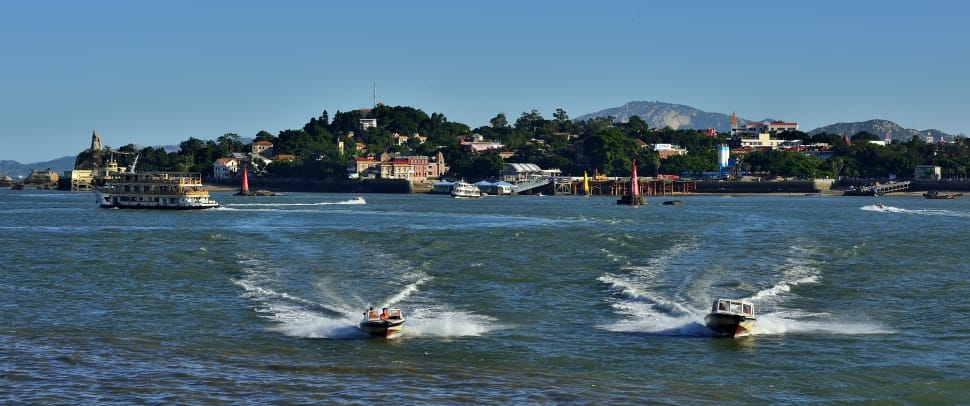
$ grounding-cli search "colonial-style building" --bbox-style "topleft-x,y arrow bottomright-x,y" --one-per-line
654,143 -> 688,159
730,112 -> 798,136
252,140 -> 274,157
213,157 -> 239,180
348,151 -> 447,180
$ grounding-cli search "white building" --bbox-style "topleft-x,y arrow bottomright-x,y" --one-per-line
213,157 -> 239,180
732,119 -> 799,136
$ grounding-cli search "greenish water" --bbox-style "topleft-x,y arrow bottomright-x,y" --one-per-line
2,190 -> 968,404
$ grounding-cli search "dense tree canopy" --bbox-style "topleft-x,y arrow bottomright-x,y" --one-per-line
121,103 -> 970,182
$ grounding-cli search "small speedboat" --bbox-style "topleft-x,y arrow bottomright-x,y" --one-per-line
349,196 -> 366,204
662,199 -> 683,205
359,307 -> 405,339
704,298 -> 756,337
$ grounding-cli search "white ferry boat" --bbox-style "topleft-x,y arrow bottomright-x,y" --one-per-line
95,172 -> 220,210
451,181 -> 482,198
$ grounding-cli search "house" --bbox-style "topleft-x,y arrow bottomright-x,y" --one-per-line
213,157 -> 239,180
347,151 -> 447,180
252,140 -> 274,157
653,143 -> 688,159
736,132 -> 786,150
360,118 -> 377,130
732,119 -> 799,136
271,154 -> 296,161
461,140 -> 504,152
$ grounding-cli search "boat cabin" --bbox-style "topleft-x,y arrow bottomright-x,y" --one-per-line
364,307 -> 404,321
711,299 -> 754,316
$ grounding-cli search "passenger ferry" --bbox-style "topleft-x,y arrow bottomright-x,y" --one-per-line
95,171 -> 220,210
451,181 -> 483,198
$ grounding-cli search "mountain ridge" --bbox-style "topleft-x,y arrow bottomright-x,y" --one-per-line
575,100 -> 956,142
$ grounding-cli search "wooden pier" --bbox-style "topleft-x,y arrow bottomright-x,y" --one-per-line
569,179 -> 696,196
842,181 -> 910,196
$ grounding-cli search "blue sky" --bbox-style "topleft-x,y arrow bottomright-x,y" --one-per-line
2,1 -> 967,163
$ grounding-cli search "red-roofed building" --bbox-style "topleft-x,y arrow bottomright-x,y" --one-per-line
213,157 -> 239,180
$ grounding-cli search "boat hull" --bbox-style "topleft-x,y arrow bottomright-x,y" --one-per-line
96,190 -> 219,209
704,313 -> 755,337
359,319 -> 405,339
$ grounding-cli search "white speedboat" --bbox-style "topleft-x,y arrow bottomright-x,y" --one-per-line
348,196 -> 366,204
359,307 -> 405,339
704,298 -> 756,337
451,181 -> 482,198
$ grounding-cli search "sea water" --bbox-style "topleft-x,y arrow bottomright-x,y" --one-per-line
1,190 -> 968,404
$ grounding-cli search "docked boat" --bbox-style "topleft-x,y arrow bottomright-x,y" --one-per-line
704,298 -> 756,337
95,171 -> 220,209
616,158 -> 646,206
451,181 -> 482,198
923,190 -> 963,199
359,307 -> 405,339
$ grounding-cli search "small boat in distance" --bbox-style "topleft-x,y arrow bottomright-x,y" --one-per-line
348,196 -> 366,204
662,199 -> 684,205
359,307 -> 405,339
451,181 -> 482,198
923,190 -> 964,199
704,298 -> 756,338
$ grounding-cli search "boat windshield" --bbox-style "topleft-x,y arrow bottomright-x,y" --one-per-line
715,299 -> 753,315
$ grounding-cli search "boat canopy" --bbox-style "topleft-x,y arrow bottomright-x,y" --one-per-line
713,299 -> 753,316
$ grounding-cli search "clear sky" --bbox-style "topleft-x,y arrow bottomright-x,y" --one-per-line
2,0 -> 967,163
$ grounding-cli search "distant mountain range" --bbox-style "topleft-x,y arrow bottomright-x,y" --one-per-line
575,101 -> 956,142
807,120 -> 951,142
0,143 -> 178,178
0,156 -> 75,179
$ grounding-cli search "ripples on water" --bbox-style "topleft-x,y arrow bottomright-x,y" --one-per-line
2,190 -> 969,403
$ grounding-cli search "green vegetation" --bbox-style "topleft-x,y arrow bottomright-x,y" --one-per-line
112,105 -> 970,181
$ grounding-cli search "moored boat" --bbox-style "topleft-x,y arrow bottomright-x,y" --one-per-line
359,307 -> 405,339
923,190 -> 963,199
704,298 -> 756,337
95,171 -> 220,209
451,181 -> 482,198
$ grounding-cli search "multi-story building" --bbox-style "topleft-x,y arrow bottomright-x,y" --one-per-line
213,157 -> 239,180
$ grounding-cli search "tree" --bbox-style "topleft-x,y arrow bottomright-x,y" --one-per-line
490,113 -> 508,128
217,133 -> 243,156
514,109 -> 545,136
582,127 -> 638,176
